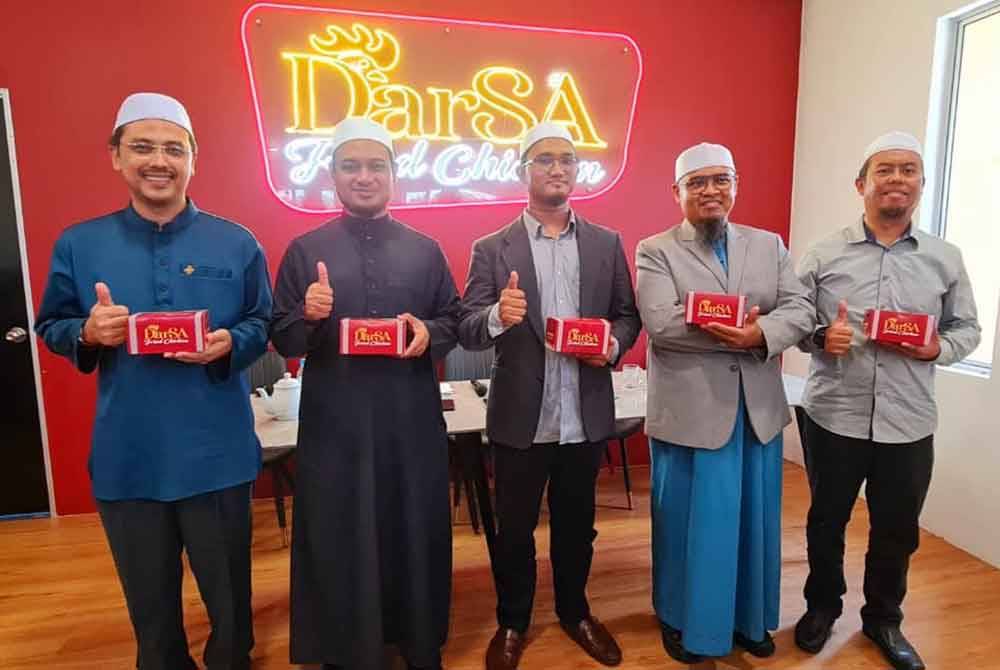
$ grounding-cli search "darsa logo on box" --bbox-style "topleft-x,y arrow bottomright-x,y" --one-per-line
144,324 -> 191,345
340,318 -> 406,356
241,3 -> 642,213
127,310 -> 209,355
685,292 -> 746,327
697,299 -> 732,320
863,310 -> 935,346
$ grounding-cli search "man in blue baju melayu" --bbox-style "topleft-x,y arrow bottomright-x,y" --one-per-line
35,93 -> 272,670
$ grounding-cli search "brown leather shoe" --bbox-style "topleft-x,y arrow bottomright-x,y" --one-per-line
486,627 -> 526,670
560,616 -> 622,666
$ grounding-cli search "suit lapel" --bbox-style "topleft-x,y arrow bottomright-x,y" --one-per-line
679,220 -> 727,290
726,224 -> 748,293
575,216 -> 603,316
501,217 -> 544,342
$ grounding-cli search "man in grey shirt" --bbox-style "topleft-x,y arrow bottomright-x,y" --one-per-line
795,131 -> 980,670
459,122 -> 640,670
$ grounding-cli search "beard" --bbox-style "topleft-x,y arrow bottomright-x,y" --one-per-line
694,217 -> 727,244
878,206 -> 908,220
533,190 -> 569,208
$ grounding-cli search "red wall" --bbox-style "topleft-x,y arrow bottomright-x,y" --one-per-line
0,0 -> 802,514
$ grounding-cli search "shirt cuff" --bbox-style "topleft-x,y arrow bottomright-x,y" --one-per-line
609,336 -> 620,365
487,302 -> 507,338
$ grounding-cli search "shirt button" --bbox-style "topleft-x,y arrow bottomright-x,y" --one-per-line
367,258 -> 374,265
158,284 -> 168,293
729,364 -> 738,372
370,309 -> 377,315
369,282 -> 376,289
159,258 -> 168,267
882,275 -> 889,280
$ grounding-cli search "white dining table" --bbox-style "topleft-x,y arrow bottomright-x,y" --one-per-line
254,371 -> 806,450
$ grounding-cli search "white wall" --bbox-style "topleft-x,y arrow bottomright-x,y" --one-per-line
788,0 -> 1000,567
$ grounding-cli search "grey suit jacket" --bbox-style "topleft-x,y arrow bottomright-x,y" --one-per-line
459,215 -> 641,449
636,220 -> 814,449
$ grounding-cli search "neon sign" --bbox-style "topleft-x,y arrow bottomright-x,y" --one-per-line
242,3 -> 642,213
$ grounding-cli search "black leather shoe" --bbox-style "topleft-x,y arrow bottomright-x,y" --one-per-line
795,609 -> 837,653
863,623 -> 926,670
659,621 -> 704,664
733,630 -> 775,658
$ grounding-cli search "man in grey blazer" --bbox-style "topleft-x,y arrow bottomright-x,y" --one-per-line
459,122 -> 641,670
635,143 -> 814,664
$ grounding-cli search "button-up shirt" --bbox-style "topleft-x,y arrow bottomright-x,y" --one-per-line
488,210 -> 618,444
797,218 -> 980,443
35,200 -> 273,500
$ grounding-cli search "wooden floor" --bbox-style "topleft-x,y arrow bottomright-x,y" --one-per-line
2,462 -> 999,669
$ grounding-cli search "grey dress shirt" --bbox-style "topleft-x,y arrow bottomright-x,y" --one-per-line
797,218 -> 981,443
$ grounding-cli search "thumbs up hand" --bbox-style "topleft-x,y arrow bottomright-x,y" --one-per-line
824,300 -> 854,356
498,270 -> 527,328
304,261 -> 334,322
82,282 -> 130,347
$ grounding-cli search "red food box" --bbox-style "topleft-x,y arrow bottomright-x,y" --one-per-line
685,291 -> 747,327
127,310 -> 209,355
863,309 -> 936,346
545,317 -> 611,357
339,318 -> 406,356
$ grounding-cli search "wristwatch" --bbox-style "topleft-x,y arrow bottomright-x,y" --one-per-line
812,326 -> 828,349
78,319 -> 95,348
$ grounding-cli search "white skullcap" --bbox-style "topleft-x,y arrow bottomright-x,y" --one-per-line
330,117 -> 394,159
113,93 -> 193,138
675,142 -> 735,182
520,122 -> 574,160
862,131 -> 923,164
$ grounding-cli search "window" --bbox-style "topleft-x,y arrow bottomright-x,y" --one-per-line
924,1 -> 1000,370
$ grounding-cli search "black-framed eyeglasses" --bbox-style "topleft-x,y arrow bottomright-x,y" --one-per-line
523,154 -> 579,171
125,141 -> 190,159
678,173 -> 737,192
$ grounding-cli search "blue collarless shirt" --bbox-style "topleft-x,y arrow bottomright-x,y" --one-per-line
35,200 -> 273,501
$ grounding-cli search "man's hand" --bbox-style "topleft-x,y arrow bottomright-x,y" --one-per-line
825,300 -> 854,356
82,282 -> 129,347
304,261 -> 334,322
879,331 -> 941,361
498,271 -> 527,328
701,305 -> 764,349
399,312 -> 429,358
165,329 -> 233,364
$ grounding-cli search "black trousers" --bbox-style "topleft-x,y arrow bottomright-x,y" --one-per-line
97,482 -> 254,670
801,413 -> 934,625
492,440 -> 603,633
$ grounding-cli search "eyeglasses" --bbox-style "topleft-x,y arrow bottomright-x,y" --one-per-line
125,141 -> 190,159
523,154 -> 579,171
678,173 -> 736,192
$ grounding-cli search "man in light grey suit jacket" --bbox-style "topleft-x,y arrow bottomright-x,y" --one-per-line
459,123 -> 640,670
635,142 -> 814,664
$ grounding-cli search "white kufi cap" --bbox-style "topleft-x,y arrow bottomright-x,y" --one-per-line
113,92 -> 193,138
862,131 -> 922,164
519,122 -> 574,160
675,142 -> 735,182
331,117 -> 394,159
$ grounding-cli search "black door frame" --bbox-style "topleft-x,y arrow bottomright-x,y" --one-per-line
2,88 -> 55,517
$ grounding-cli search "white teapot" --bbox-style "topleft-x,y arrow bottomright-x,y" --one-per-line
255,372 -> 301,421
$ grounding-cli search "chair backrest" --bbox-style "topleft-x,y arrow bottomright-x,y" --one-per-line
248,350 -> 288,393
443,345 -> 494,381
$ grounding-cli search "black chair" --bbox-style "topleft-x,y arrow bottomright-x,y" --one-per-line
248,350 -> 296,547
605,418 -> 643,510
442,346 -> 494,534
